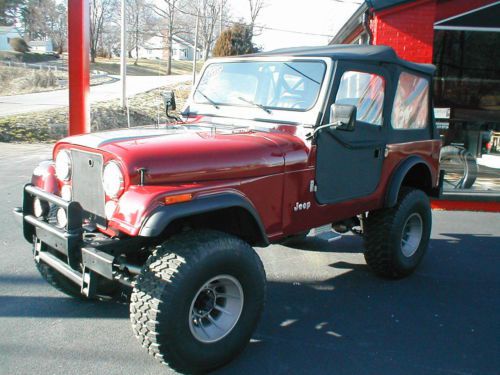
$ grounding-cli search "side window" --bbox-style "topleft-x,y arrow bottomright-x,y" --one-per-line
335,71 -> 385,126
391,72 -> 429,129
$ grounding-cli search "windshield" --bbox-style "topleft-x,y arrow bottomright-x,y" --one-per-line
194,60 -> 326,111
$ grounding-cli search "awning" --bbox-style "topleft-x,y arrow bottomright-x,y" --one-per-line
435,2 -> 500,32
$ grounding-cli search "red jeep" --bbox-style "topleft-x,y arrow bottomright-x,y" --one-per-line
15,45 -> 442,373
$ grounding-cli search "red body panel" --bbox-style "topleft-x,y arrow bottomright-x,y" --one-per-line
47,123 -> 440,242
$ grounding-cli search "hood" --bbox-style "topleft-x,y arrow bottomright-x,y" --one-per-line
60,126 -> 303,184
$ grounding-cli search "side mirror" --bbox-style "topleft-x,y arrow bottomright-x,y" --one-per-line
162,91 -> 179,122
162,90 -> 176,111
329,104 -> 356,131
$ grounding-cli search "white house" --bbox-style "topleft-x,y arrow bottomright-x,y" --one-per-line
28,39 -> 54,53
0,26 -> 23,51
131,35 -> 202,61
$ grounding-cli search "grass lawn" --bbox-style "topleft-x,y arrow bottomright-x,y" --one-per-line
0,81 -> 193,143
91,57 -> 204,76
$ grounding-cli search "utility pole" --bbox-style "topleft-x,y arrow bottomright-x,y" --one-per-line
120,0 -> 127,108
192,2 -> 200,85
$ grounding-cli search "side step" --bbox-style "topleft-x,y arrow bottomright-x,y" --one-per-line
307,224 -> 342,243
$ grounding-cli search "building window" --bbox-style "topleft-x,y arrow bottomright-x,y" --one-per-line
391,72 -> 429,129
335,71 -> 385,126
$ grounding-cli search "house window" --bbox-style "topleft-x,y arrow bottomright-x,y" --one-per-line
391,72 -> 429,130
335,71 -> 385,126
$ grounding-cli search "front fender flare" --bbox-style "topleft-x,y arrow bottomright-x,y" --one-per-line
385,156 -> 433,207
139,192 -> 269,246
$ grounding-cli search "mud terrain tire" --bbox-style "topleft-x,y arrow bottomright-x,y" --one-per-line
363,188 -> 431,278
130,230 -> 266,374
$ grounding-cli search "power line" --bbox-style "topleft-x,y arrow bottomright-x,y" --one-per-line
170,3 -> 336,37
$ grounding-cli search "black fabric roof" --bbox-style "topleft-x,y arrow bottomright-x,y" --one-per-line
256,44 -> 436,75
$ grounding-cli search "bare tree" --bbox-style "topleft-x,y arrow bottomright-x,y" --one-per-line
198,0 -> 229,60
90,0 -> 116,63
248,0 -> 265,37
127,0 -> 157,64
50,3 -> 68,54
147,0 -> 181,75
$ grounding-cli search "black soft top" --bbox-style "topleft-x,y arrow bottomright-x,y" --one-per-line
254,45 -> 435,76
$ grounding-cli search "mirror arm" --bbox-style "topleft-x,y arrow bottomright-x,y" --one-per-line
306,121 -> 345,140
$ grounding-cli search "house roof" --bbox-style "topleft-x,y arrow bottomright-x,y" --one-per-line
0,26 -> 21,35
29,40 -> 51,46
255,44 -> 436,75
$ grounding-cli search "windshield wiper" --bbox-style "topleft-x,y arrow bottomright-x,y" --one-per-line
197,90 -> 219,109
237,96 -> 271,114
284,63 -> 321,85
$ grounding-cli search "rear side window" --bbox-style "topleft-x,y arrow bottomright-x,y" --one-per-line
335,71 -> 385,126
391,72 -> 429,129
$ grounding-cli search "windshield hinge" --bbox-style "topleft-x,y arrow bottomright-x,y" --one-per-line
309,180 -> 317,193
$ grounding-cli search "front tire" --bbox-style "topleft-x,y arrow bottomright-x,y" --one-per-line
130,230 -> 266,373
363,188 -> 431,278
33,240 -> 87,299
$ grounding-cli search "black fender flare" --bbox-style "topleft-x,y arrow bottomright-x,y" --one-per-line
139,192 -> 269,246
385,156 -> 434,207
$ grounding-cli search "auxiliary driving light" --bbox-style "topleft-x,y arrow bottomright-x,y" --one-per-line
33,197 -> 49,218
56,207 -> 68,228
60,184 -> 72,201
105,200 -> 117,220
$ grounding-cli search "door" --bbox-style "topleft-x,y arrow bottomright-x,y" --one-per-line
315,63 -> 390,204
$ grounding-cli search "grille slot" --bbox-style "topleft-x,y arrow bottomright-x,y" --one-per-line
70,150 -> 106,227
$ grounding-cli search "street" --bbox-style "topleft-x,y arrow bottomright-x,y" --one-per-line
0,143 -> 498,375
0,75 -> 190,117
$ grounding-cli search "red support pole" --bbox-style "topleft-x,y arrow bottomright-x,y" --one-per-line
67,0 -> 90,136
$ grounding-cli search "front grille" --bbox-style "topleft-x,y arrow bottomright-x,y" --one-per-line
71,149 -> 106,227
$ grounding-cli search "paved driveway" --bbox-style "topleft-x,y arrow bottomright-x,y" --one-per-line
0,75 -> 190,117
0,143 -> 498,375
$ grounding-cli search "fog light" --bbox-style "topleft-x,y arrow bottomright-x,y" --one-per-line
56,207 -> 67,228
105,200 -> 117,220
33,198 -> 49,218
60,185 -> 72,201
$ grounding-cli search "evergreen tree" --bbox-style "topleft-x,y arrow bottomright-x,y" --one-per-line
212,23 -> 256,57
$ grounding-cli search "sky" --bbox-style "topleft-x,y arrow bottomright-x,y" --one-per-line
228,0 -> 362,51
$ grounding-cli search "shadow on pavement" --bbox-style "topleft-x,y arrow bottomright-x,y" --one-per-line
0,295 -> 129,319
0,233 -> 498,375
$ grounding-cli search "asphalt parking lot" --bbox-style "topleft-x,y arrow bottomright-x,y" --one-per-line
0,143 -> 499,375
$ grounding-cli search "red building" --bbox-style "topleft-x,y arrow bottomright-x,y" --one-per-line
331,0 -> 500,158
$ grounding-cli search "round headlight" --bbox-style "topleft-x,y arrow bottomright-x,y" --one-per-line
55,150 -> 72,181
102,161 -> 124,199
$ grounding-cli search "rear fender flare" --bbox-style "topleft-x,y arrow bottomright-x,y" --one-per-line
385,156 -> 433,207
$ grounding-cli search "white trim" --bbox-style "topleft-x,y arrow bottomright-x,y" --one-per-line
434,25 -> 500,32
434,1 -> 500,26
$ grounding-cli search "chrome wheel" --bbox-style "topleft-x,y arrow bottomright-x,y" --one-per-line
401,213 -> 423,258
189,275 -> 244,343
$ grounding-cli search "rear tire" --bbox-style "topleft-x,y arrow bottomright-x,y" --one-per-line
130,230 -> 266,373
363,188 -> 431,278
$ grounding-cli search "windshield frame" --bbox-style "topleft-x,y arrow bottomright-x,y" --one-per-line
186,56 -> 333,127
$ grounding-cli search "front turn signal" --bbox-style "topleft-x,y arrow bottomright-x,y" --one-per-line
164,193 -> 193,205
